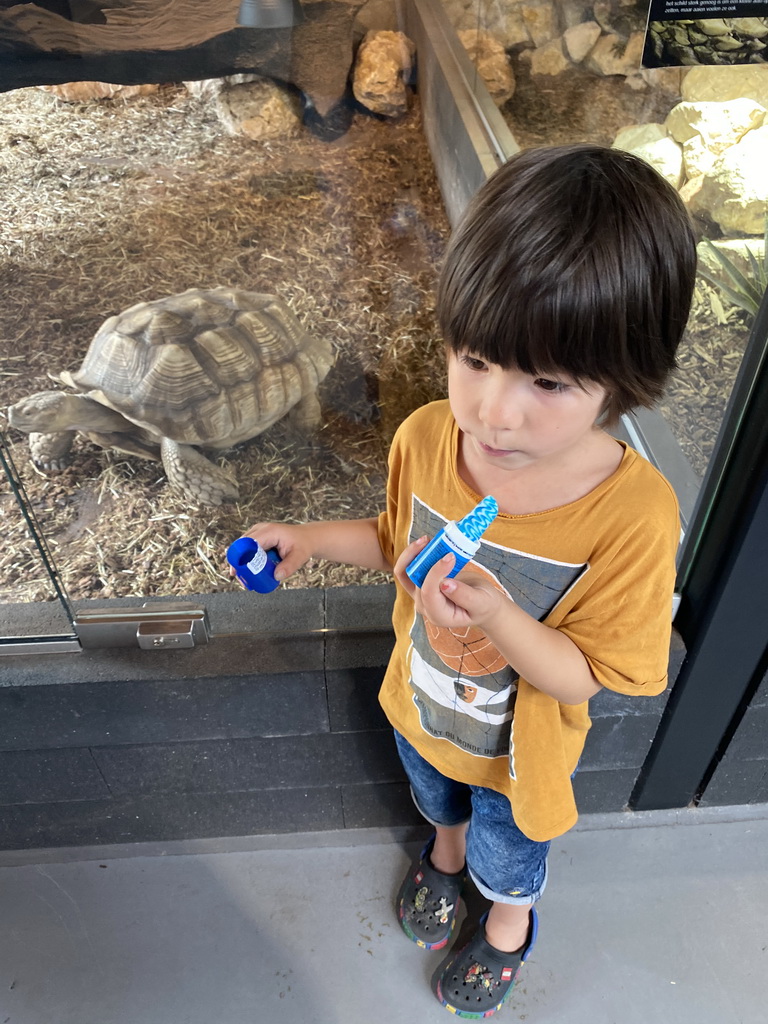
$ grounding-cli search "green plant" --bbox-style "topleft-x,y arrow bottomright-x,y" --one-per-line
698,214 -> 768,320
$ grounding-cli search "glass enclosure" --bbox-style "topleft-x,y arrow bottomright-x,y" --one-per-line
0,13 -> 451,611
1,0 -> 766,643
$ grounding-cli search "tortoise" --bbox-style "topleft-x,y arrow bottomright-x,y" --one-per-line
7,286 -> 334,505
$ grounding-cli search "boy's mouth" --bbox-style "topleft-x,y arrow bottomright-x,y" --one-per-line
479,441 -> 519,458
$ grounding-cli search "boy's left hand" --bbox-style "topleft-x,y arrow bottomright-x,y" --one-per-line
393,537 -> 507,631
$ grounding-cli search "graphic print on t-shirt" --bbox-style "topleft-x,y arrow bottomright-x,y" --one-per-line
407,496 -> 588,777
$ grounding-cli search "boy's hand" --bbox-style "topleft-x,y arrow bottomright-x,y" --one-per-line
230,522 -> 313,582
393,538 -> 508,630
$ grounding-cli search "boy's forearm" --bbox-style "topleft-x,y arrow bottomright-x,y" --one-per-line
301,517 -> 392,573
484,600 -> 601,705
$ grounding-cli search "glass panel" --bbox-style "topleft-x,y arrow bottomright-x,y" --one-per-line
445,0 -> 766,481
0,431 -> 75,635
0,24 -> 452,610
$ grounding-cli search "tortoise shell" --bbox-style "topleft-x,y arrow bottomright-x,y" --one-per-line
65,287 -> 333,449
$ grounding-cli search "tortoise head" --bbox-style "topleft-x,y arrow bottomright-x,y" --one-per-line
7,390 -> 114,433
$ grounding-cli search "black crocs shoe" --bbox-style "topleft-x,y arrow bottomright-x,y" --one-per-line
433,908 -> 538,1018
397,836 -> 466,950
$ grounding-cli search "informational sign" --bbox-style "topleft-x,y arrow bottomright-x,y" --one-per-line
643,3 -> 768,67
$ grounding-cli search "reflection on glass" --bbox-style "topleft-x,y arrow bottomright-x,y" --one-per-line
445,0 -> 766,477
1,78 -> 450,604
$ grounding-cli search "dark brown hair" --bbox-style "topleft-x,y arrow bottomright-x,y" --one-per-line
438,144 -> 697,423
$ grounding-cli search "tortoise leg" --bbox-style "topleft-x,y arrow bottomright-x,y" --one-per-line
160,437 -> 239,505
287,392 -> 322,432
28,431 -> 74,472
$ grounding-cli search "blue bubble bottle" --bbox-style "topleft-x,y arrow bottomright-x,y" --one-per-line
227,537 -> 281,593
405,495 -> 498,589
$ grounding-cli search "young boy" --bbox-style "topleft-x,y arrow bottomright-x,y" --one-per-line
241,144 -> 697,1018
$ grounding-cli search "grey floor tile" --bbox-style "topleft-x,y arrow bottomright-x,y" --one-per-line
0,814 -> 765,1024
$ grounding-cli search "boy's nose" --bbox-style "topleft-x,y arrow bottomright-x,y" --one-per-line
479,385 -> 524,431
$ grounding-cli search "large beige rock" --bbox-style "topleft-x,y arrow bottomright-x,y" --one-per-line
215,79 -> 302,141
458,28 -> 515,106
38,82 -> 158,102
522,38 -> 571,77
562,21 -> 602,64
666,99 -> 766,148
352,29 -> 415,117
586,31 -> 644,77
687,125 -> 768,235
612,123 -> 684,188
666,98 -> 766,179
682,66 -> 768,107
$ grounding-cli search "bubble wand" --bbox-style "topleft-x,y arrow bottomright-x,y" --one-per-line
405,495 -> 498,588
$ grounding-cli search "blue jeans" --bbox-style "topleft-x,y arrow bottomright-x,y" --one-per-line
394,731 -> 550,905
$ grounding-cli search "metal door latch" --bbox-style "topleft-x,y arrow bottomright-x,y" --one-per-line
74,603 -> 210,650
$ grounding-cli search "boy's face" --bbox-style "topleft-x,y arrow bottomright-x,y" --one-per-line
447,350 -> 609,476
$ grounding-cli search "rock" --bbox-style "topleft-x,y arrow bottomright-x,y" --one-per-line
681,135 -> 718,179
681,65 -> 768,107
586,31 -> 644,77
613,122 -> 667,149
612,123 -> 684,188
522,38 -> 571,77
457,28 -> 515,106
520,2 -> 558,48
687,125 -> 768,234
215,78 -> 302,141
562,21 -> 602,64
352,29 -> 415,118
38,82 -> 158,102
679,173 -> 705,208
666,99 -> 766,180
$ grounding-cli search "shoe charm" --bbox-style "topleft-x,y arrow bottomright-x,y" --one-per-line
414,886 -> 429,912
466,962 -> 496,993
437,897 -> 454,924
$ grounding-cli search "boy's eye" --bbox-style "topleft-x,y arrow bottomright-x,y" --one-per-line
534,377 -> 567,393
460,354 -> 487,372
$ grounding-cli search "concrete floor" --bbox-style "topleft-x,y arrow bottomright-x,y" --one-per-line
0,805 -> 765,1024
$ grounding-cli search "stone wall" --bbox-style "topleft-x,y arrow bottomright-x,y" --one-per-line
0,585 -> 685,850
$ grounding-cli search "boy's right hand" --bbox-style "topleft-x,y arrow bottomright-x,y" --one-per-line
233,522 -> 314,582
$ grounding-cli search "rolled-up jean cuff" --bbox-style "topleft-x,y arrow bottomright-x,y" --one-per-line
408,785 -> 470,830
468,860 -> 548,905
410,784 -> 547,904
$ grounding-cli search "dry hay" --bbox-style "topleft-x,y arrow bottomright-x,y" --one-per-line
0,84 -> 450,603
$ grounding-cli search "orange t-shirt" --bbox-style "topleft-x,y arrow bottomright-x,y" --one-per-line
377,401 -> 678,841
